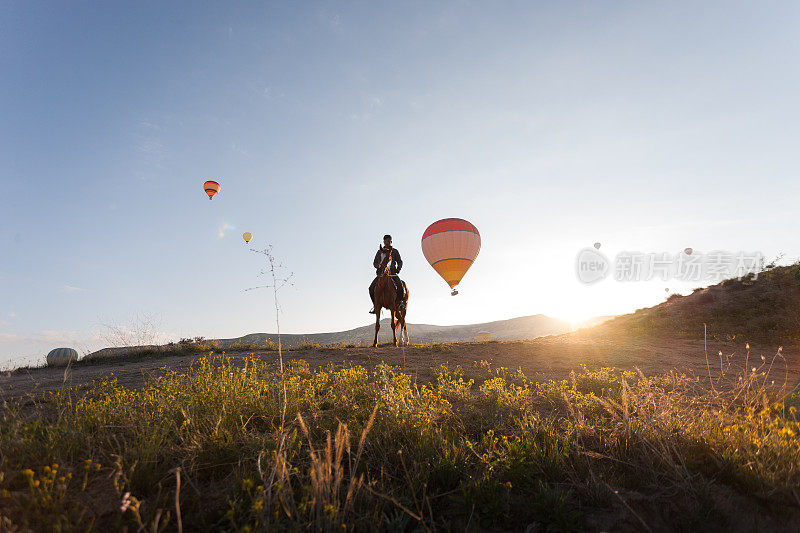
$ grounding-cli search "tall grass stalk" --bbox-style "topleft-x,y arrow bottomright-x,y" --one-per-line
246,245 -> 294,528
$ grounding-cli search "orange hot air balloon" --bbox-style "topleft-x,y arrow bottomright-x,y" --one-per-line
203,180 -> 220,200
421,218 -> 480,294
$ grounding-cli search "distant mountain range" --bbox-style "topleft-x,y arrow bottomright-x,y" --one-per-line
217,314 -> 612,348
84,314 -> 614,360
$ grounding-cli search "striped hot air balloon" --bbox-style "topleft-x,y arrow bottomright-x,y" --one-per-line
46,347 -> 78,366
203,180 -> 221,200
421,218 -> 481,294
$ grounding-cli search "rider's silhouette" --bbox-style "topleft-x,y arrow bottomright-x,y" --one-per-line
369,234 -> 403,314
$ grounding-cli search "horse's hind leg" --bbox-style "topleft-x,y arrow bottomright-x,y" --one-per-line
373,308 -> 380,347
396,310 -> 407,346
400,284 -> 410,345
391,310 -> 398,347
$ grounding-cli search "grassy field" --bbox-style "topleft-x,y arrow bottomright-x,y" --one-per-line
1,346 -> 799,532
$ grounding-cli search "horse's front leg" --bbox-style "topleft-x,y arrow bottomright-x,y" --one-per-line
391,308 -> 398,347
373,308 -> 380,347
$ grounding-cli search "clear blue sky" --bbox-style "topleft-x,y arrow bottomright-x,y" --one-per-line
2,1 -> 799,367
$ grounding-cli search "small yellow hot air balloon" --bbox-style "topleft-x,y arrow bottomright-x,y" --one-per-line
243,232 -> 252,243
421,218 -> 481,295
203,180 -> 220,200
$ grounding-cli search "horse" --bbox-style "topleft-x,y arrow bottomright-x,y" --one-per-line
373,257 -> 410,347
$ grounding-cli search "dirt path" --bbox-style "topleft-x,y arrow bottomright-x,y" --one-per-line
2,336 -> 797,402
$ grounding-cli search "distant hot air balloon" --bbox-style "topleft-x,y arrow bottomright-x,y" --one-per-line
593,242 -> 601,250
243,232 -> 252,243
684,247 -> 693,255
47,347 -> 78,367
421,218 -> 480,295
203,180 -> 220,200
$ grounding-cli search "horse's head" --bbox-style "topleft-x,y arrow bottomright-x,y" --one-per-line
378,250 -> 392,276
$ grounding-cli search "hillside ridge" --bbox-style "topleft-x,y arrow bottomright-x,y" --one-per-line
576,263 -> 800,344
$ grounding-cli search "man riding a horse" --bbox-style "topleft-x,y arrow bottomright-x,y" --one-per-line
369,234 -> 406,314
369,234 -> 410,346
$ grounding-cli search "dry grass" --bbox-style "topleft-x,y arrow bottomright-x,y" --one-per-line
1,347 -> 799,531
